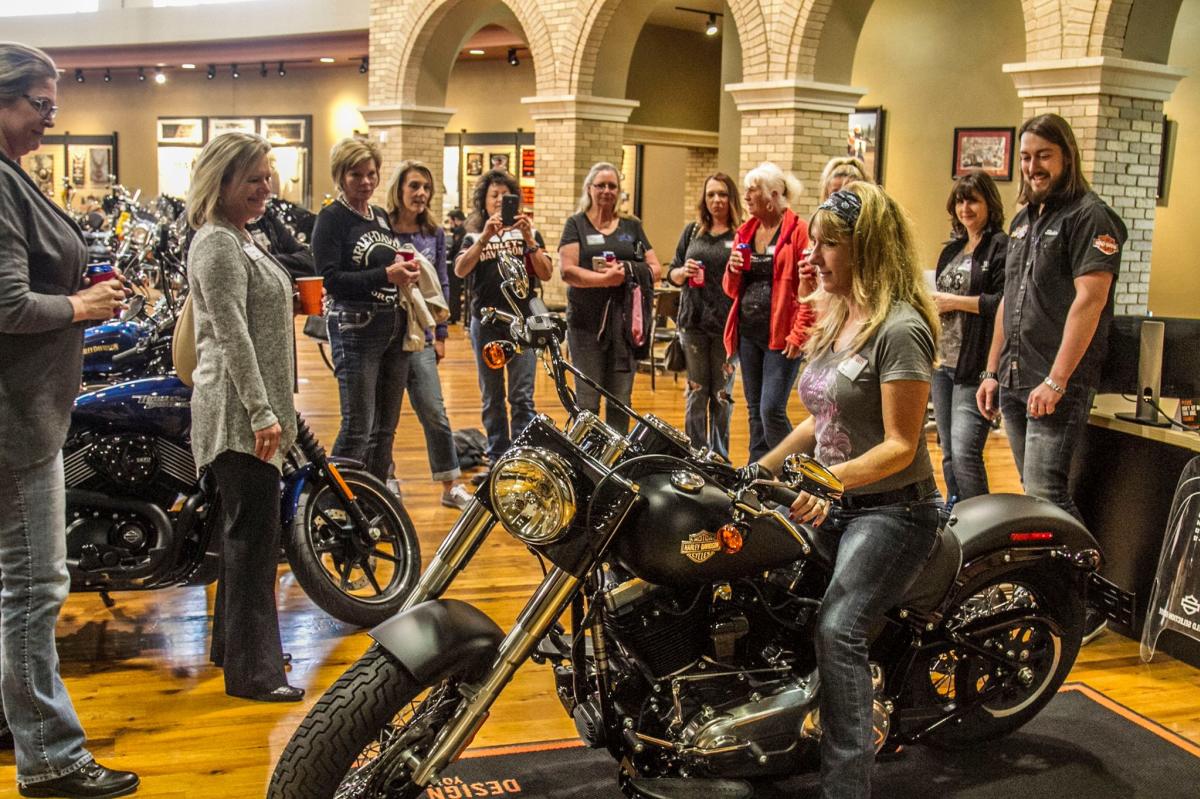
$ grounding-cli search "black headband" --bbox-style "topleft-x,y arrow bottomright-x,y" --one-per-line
819,189 -> 862,228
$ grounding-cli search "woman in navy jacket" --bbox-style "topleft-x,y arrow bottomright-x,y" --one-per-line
930,170 -> 1007,503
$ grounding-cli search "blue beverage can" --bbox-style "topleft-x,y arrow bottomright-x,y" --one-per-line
601,250 -> 616,264
86,262 -> 117,283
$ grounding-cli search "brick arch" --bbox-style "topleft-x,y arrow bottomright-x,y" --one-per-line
787,0 -> 875,84
724,0 -> 771,82
565,0 -> 657,97
1113,0 -> 1184,62
370,0 -> 555,108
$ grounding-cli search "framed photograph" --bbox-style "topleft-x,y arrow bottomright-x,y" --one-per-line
520,146 -> 536,178
211,118 -> 257,137
260,118 -> 306,145
849,107 -> 885,184
489,152 -> 510,172
952,127 -> 1015,181
157,117 -> 204,145
466,152 -> 483,177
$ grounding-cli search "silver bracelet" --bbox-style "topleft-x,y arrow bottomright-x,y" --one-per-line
1043,376 -> 1066,395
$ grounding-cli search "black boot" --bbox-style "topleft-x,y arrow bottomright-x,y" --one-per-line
19,761 -> 139,798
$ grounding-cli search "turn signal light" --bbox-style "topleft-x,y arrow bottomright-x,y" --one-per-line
717,524 -> 744,554
483,340 -> 517,369
1010,531 -> 1055,542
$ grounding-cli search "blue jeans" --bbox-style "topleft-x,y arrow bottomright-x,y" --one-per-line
999,382 -> 1092,522
328,302 -> 412,481
814,496 -> 942,799
567,327 -> 636,435
738,337 -> 801,462
470,318 -> 537,463
930,366 -> 991,503
0,453 -> 93,786
405,344 -> 462,481
680,328 -> 734,460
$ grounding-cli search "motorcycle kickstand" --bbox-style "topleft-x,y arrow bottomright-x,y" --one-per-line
99,591 -> 116,609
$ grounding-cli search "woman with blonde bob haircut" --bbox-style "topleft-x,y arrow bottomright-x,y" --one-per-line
758,182 -> 942,799
186,131 -> 304,702
818,156 -> 870,202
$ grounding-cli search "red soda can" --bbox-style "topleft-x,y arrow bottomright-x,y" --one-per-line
602,250 -> 617,265
86,262 -> 117,283
688,264 -> 705,288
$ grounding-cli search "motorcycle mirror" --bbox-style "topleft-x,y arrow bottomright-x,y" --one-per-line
497,251 -> 530,301
782,453 -> 844,500
120,295 -> 145,322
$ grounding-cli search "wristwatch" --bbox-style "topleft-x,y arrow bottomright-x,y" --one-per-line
979,370 -> 999,382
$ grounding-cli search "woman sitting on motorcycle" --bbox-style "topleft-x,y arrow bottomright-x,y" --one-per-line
186,132 -> 303,703
757,181 -> 942,799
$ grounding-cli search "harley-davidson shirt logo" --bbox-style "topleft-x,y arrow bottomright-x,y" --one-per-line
681,530 -> 720,564
1092,233 -> 1119,256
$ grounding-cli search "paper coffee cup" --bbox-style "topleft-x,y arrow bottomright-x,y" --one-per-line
297,276 -> 324,315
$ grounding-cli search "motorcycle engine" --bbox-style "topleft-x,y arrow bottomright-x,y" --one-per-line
67,434 -> 196,495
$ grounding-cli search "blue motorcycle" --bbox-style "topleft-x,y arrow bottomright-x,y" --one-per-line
66,376 -> 421,627
81,295 -> 175,390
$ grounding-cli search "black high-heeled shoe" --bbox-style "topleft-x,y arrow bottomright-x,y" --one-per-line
229,684 -> 305,703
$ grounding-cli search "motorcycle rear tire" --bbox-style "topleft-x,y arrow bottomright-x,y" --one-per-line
921,563 -> 1084,750
268,643 -> 459,799
284,468 -> 420,628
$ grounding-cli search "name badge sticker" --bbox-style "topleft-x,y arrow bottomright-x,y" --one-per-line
585,234 -> 606,246
724,239 -> 734,249
837,354 -> 868,381
767,245 -> 776,256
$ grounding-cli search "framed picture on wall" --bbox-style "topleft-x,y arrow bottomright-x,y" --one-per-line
261,118 -> 306,145
211,118 -> 257,137
520,146 -> 536,178
849,107 -> 885,184
952,127 -> 1015,181
157,118 -> 204,145
466,152 -> 483,177
489,152 -> 510,173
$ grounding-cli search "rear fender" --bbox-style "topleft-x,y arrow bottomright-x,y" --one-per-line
370,599 -> 504,684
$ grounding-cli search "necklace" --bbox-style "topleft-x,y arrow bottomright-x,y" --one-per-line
338,194 -> 374,221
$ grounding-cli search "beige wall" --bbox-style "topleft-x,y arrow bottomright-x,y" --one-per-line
851,0 -> 1026,268
639,144 -> 690,259
53,66 -> 368,205
626,24 -> 722,131
444,58 -> 537,133
1151,0 -> 1200,318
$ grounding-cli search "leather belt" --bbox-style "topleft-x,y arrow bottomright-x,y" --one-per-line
840,477 -> 938,511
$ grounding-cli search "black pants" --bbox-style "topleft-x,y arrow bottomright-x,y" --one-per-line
208,450 -> 286,696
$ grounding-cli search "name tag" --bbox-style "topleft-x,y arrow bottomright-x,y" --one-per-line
837,354 -> 868,381
767,245 -> 776,256
724,239 -> 734,249
242,242 -> 260,258
586,233 -> 606,246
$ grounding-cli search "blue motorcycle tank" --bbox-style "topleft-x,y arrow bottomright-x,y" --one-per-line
73,376 -> 192,441
82,320 -> 143,377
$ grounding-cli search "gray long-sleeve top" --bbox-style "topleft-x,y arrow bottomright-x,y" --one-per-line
188,222 -> 296,473
0,153 -> 87,470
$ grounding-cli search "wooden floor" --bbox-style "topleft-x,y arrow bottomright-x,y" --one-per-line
3,322 -> 1198,797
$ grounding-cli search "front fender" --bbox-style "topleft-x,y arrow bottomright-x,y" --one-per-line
369,599 -> 504,684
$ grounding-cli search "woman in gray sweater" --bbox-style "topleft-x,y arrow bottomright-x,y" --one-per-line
186,131 -> 302,703
0,42 -> 139,798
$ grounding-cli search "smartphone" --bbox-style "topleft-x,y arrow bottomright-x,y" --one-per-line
501,194 -> 520,227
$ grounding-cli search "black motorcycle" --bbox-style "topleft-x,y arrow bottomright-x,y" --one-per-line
268,257 -> 1120,798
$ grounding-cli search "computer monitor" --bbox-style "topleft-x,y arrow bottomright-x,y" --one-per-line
1099,315 -> 1200,399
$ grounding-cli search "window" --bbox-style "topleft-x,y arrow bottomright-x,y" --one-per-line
0,0 -> 98,16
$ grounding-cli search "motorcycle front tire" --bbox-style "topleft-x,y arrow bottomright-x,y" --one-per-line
268,643 -> 460,799
283,468 -> 420,628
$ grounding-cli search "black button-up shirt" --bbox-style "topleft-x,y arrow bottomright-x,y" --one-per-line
1001,191 -> 1126,390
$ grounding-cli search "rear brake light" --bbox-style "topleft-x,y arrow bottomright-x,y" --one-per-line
1010,531 -> 1055,542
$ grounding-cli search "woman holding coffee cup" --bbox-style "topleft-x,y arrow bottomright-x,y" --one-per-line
665,172 -> 744,459
311,138 -> 420,481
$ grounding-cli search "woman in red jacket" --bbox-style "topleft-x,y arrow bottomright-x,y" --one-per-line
724,162 -> 817,461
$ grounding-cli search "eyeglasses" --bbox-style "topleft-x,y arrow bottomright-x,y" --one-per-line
22,94 -> 58,121
591,182 -> 619,191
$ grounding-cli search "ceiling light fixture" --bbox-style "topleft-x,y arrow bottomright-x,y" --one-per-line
319,57 -> 336,64
359,56 -> 369,74
231,63 -> 240,79
137,67 -> 146,82
278,61 -> 287,77
206,64 -> 216,80
507,48 -> 519,67
705,13 -> 719,36
181,63 -> 196,70
260,62 -> 268,78
154,68 -> 166,85
674,6 -> 724,37
468,49 -> 485,56
103,68 -> 112,82
74,68 -> 84,83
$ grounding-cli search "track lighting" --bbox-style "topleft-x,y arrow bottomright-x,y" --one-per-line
207,64 -> 216,80
705,13 -> 719,36
137,67 -> 146,82
103,68 -> 111,82
507,48 -> 519,67
74,68 -> 85,83
154,68 -> 166,85
231,63 -> 240,79
359,57 -> 369,74
259,62 -> 268,78
278,61 -> 287,77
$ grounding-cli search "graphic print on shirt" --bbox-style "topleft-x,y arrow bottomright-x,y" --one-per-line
351,228 -> 400,303
478,230 -> 527,266
798,360 -> 852,466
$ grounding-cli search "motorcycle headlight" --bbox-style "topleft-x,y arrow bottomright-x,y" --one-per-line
489,447 -> 576,545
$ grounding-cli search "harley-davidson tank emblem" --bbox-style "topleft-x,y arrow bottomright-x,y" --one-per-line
681,530 -> 720,564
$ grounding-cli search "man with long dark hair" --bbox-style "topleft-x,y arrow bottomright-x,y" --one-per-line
976,114 -> 1126,639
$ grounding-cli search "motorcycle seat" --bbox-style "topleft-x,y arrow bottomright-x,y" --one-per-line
899,522 -> 962,615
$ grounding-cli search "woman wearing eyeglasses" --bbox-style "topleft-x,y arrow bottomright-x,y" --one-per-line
558,162 -> 662,433
0,42 -> 139,798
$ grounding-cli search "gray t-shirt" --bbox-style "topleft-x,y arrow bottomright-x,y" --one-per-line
935,249 -> 973,368
797,302 -> 935,496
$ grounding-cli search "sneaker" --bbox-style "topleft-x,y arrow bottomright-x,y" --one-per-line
1082,606 -> 1108,645
386,478 -> 403,502
441,484 -> 473,510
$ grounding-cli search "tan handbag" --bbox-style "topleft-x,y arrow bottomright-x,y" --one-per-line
172,292 -> 197,387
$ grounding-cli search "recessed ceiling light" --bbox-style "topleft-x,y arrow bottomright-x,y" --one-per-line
181,63 -> 196,70
319,57 -> 336,63
468,49 -> 485,55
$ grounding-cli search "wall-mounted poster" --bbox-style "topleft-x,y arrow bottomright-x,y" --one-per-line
157,118 -> 204,145
261,118 -> 305,145
952,127 -> 1014,181
211,118 -> 257,137
88,147 -> 112,184
466,152 -> 483,177
848,107 -> 885,184
520,185 -> 535,208
27,152 -> 59,199
520,147 -> 535,178
489,152 -> 510,172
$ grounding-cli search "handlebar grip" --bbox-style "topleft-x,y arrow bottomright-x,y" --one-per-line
529,296 -> 549,317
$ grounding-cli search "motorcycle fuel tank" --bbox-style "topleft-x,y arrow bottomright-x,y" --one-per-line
614,471 -> 807,586
81,320 -> 143,376
73,376 -> 192,441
